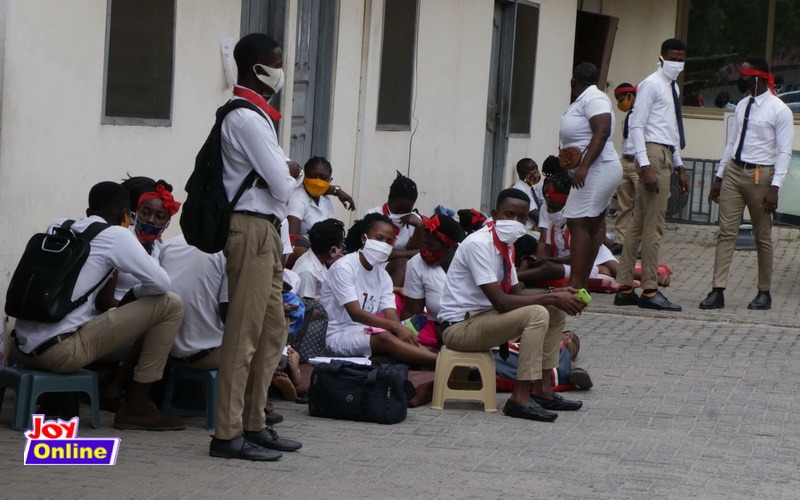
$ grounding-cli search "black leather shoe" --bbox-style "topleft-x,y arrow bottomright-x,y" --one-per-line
531,392 -> 583,411
244,426 -> 302,452
614,290 -> 640,306
747,291 -> 771,310
503,399 -> 557,422
638,291 -> 681,311
568,368 -> 593,390
209,436 -> 282,461
699,289 -> 725,309
265,410 -> 284,425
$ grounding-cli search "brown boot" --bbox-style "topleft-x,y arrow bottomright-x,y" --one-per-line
113,400 -> 187,431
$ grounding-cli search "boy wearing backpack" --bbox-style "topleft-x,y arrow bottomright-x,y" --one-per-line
9,181 -> 186,431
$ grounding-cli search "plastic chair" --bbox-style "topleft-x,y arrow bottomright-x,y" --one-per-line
161,366 -> 218,429
0,367 -> 101,430
431,347 -> 497,412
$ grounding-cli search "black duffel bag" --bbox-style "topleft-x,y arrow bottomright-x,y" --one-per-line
308,361 -> 416,424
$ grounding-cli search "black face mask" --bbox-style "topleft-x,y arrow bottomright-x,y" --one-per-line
736,77 -> 749,94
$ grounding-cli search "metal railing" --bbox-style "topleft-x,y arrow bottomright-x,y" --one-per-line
666,157 -> 720,225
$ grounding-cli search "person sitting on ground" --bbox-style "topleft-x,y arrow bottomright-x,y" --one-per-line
400,214 -> 466,348
286,156 -> 355,268
437,188 -> 586,422
365,171 -> 423,286
319,213 -> 438,367
293,218 -> 345,300
510,157 -> 544,229
10,181 -> 186,431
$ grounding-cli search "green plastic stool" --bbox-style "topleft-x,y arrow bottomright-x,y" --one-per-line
0,367 -> 101,431
161,366 -> 218,429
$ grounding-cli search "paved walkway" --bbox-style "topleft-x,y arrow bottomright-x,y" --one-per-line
2,222 -> 800,499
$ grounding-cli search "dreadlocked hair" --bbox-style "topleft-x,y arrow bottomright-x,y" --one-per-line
388,171 -> 418,202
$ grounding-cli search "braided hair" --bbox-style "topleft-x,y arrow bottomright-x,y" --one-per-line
388,171 -> 418,203
542,155 -> 571,193
344,212 -> 394,253
308,218 -> 345,253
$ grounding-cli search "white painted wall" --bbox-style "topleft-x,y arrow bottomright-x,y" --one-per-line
0,0 -> 242,314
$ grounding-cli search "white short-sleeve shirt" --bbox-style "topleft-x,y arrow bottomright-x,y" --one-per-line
292,250 -> 328,299
559,85 -> 618,163
159,235 -> 227,357
438,226 -> 517,323
403,254 -> 447,322
319,252 -> 395,355
286,186 -> 335,237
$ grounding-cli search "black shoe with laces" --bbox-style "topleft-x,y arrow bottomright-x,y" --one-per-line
209,436 -> 282,461
244,426 -> 302,452
747,291 -> 771,310
699,289 -> 725,309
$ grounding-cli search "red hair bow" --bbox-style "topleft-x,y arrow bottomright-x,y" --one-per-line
469,209 -> 486,226
546,184 -> 569,205
138,184 -> 182,216
422,215 -> 457,247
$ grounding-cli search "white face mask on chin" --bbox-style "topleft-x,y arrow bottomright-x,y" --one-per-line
253,64 -> 285,94
659,57 -> 684,81
361,239 -> 393,266
493,219 -> 527,245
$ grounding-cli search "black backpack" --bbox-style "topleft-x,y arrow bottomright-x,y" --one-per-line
5,220 -> 110,323
180,99 -> 268,253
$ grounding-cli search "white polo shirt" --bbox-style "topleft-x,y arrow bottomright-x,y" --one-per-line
286,186 -> 335,237
160,235 -> 227,358
403,254 -> 447,322
14,216 -> 172,353
292,250 -> 328,299
438,226 -> 518,323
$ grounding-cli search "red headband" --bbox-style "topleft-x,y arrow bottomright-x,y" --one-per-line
739,67 -> 776,95
469,209 -> 486,226
614,85 -> 637,96
422,215 -> 457,247
546,184 -> 569,205
138,184 -> 182,216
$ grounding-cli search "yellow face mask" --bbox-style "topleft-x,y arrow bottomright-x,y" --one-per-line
120,210 -> 131,228
304,177 -> 331,197
617,94 -> 634,113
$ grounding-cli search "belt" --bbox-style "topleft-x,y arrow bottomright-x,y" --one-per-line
437,320 -> 461,333
733,160 -> 773,170
169,348 -> 216,364
23,330 -> 77,358
232,210 -> 281,230
622,154 -> 635,161
646,142 -> 676,153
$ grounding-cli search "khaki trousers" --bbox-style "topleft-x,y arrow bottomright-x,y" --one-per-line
13,293 -> 183,383
215,213 -> 286,440
617,143 -> 673,290
169,347 -> 222,371
442,305 -> 564,381
713,162 -> 774,291
614,155 -> 640,245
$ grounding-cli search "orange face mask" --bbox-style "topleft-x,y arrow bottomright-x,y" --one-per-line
304,177 -> 331,197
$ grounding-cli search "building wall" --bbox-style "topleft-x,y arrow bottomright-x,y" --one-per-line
0,0 -> 242,314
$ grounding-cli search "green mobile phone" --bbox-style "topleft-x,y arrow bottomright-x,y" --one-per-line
574,288 -> 592,303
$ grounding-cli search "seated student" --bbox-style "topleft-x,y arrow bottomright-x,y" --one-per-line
400,214 -> 466,347
293,218 -> 346,300
365,171 -> 423,286
96,177 -> 180,311
518,177 -> 618,286
457,208 -> 488,235
160,234 -> 227,371
437,188 -> 586,422
286,157 -> 355,267
10,181 -> 185,431
319,213 -> 438,367
510,157 -> 544,229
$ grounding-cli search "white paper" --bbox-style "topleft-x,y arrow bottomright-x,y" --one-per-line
307,357 -> 372,366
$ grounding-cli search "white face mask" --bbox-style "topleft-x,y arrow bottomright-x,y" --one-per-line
659,57 -> 684,81
493,220 -> 527,245
360,239 -> 393,266
253,64 -> 285,94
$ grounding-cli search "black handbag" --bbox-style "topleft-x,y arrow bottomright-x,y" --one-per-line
308,361 -> 416,424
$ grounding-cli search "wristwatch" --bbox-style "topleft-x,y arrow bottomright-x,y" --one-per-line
332,185 -> 341,195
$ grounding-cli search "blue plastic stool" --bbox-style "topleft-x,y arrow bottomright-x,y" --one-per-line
161,366 -> 217,429
0,367 -> 101,431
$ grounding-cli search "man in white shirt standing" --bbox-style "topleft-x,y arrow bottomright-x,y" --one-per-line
611,83 -> 638,255
438,189 -> 586,422
11,182 -> 185,431
700,57 -> 794,311
615,38 -> 691,312
210,33 -> 303,461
